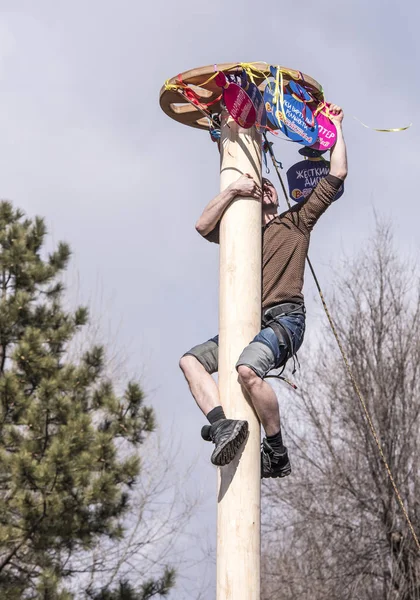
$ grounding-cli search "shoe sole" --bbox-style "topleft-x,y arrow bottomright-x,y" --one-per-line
211,420 -> 248,466
261,462 -> 291,479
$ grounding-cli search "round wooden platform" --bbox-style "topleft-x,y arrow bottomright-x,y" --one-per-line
159,62 -> 324,131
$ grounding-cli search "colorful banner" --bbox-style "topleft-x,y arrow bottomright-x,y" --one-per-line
264,80 -> 291,137
263,72 -> 318,145
281,81 -> 318,145
215,71 -> 256,128
244,80 -> 267,132
311,104 -> 337,151
286,159 -> 344,202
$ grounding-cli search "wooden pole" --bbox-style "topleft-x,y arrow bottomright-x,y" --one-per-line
217,110 -> 262,600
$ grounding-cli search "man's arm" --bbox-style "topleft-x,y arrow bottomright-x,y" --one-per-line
298,104 -> 347,231
329,104 -> 348,180
195,174 -> 261,237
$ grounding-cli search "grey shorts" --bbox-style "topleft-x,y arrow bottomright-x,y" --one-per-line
182,311 -> 305,379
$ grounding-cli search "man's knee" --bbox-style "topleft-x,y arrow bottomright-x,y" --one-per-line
237,364 -> 261,388
180,339 -> 219,375
236,341 -> 275,380
179,354 -> 204,376
179,354 -> 199,375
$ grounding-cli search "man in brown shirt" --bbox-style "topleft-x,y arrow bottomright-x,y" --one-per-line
180,105 -> 347,476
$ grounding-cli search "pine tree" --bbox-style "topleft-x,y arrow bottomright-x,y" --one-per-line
0,201 -> 170,599
89,568 -> 176,600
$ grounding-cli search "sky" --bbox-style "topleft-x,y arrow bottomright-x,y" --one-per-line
0,1 -> 418,597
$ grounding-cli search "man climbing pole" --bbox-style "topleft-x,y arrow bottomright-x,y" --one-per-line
180,105 -> 347,477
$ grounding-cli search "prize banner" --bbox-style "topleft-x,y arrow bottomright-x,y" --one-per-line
215,71 -> 256,128
286,159 -> 344,202
244,79 -> 267,132
264,81 -> 291,137
312,105 -> 337,151
263,74 -> 318,145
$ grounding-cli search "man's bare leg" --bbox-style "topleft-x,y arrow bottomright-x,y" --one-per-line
237,365 -> 281,435
237,365 -> 291,478
179,355 -> 248,466
179,355 -> 220,416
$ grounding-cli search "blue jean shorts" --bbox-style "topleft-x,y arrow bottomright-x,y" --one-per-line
183,310 -> 305,379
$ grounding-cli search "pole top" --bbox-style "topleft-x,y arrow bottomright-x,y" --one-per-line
159,62 -> 324,131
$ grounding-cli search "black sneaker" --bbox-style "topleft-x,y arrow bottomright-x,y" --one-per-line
261,438 -> 291,478
201,419 -> 248,466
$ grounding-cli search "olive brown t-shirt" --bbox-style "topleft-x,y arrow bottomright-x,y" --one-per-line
205,174 -> 343,309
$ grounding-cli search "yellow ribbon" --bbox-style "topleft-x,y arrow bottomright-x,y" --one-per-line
353,116 -> 412,132
164,80 -> 180,92
166,63 -> 303,101
164,71 -> 218,93
314,101 -> 333,120
240,62 -> 270,86
313,105 -> 412,133
198,71 -> 219,87
279,67 -> 302,81
273,67 -> 286,125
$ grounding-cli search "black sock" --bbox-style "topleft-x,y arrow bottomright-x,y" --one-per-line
207,406 -> 226,425
266,429 -> 284,451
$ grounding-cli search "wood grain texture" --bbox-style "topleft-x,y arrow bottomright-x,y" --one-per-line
217,111 -> 262,600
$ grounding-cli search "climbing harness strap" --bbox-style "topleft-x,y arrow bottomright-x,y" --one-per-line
263,302 -> 305,375
263,302 -> 305,321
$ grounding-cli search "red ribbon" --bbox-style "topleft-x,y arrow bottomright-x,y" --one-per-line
176,73 -> 221,109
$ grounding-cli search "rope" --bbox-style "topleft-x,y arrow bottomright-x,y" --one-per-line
173,89 -> 221,130
263,133 -> 420,552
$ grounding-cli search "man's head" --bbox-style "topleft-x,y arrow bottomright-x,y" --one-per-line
262,178 -> 279,214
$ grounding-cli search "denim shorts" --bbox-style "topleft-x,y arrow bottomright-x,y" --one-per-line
182,311 -> 305,379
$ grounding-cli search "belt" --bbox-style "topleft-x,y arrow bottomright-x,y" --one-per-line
263,302 -> 305,324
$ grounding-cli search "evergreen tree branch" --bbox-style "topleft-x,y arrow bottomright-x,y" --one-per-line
0,497 -> 47,573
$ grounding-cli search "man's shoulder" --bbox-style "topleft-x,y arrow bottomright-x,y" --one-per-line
263,207 -> 304,235
277,204 -> 301,220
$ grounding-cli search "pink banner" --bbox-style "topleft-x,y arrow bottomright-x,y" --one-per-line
215,71 -> 256,129
312,107 -> 337,151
